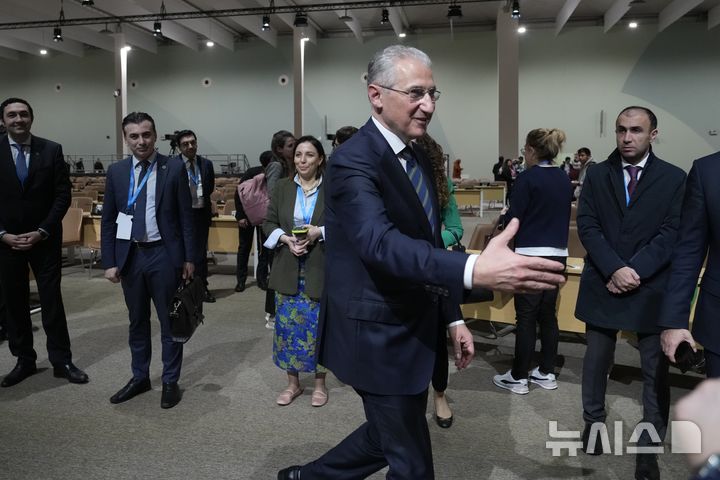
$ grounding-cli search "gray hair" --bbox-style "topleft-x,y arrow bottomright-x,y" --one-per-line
367,45 -> 432,87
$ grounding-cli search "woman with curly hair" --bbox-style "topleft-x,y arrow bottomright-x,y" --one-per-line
415,133 -> 464,428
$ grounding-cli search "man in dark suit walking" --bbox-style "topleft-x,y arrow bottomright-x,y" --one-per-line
101,112 -> 194,409
575,106 -> 686,479
175,129 -> 215,303
659,151 -> 720,378
0,97 -> 89,387
277,45 -> 567,480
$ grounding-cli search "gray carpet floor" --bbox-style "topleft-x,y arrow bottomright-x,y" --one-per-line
0,249 -> 700,480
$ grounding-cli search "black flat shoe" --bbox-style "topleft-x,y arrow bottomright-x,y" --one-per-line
53,363 -> 89,384
435,414 -> 454,429
161,382 -> 181,409
277,466 -> 302,480
110,377 -> 151,404
1,361 -> 37,387
234,283 -> 246,292
203,290 -> 216,303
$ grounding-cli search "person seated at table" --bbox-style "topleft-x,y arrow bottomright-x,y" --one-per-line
493,128 -> 573,395
262,135 -> 328,407
416,133 -> 464,428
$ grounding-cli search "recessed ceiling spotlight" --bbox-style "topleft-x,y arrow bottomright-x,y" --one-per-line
40,49 -> 48,55
517,26 -> 527,33
629,21 -> 638,28
206,40 -> 215,47
398,32 -> 407,38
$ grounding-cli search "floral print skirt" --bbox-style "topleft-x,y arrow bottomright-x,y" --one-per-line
273,273 -> 326,373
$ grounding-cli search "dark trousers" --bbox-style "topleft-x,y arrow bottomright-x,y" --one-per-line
431,341 -> 448,392
582,324 -> 669,446
0,240 -> 72,365
0,281 -> 7,333
191,209 -> 210,286
511,256 -> 565,379
302,388 -> 433,479
120,244 -> 183,383
705,348 -> 720,378
236,225 -> 269,286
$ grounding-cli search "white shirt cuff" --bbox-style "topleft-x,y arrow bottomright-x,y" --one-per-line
463,254 -> 479,289
319,226 -> 325,241
448,320 -> 465,328
264,228 -> 285,249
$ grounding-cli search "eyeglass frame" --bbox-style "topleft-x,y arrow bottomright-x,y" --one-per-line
376,84 -> 441,102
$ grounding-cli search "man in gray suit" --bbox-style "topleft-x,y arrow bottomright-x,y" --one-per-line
575,106 -> 686,480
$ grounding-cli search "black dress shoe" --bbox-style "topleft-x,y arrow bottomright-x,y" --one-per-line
203,289 -> 216,303
161,382 -> 181,409
257,277 -> 268,291
635,453 -> 660,480
53,363 -> 89,384
581,422 -> 605,455
110,377 -> 151,404
435,414 -> 454,429
234,283 -> 246,292
1,361 -> 38,387
277,466 -> 302,480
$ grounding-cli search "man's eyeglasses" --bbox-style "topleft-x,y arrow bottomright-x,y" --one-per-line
377,85 -> 441,102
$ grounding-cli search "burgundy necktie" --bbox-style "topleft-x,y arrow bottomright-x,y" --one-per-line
625,165 -> 641,204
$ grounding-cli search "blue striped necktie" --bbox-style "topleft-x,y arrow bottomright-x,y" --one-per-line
401,146 -> 436,235
13,144 -> 28,186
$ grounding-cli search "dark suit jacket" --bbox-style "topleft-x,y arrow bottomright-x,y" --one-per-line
659,152 -> 720,353
100,153 -> 194,273
575,148 -> 686,333
174,154 -> 214,225
317,118 -> 468,395
262,177 -> 325,299
0,134 -> 71,241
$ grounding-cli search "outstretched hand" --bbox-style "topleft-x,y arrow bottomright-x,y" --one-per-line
471,218 -> 566,293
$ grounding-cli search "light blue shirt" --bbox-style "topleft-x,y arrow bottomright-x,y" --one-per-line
8,134 -> 31,170
132,152 -> 160,242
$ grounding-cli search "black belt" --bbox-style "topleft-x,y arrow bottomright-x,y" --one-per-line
132,240 -> 163,249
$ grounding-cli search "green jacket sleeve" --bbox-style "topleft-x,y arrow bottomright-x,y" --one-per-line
441,178 -> 464,248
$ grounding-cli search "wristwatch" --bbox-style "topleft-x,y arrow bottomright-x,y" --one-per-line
695,454 -> 720,480
37,229 -> 49,240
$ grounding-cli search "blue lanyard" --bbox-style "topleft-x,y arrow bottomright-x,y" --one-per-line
296,185 -> 318,225
127,161 -> 156,211
187,161 -> 200,186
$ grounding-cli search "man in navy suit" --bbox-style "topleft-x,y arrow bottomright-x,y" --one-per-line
575,107 -> 686,479
277,45 -> 567,480
101,112 -> 194,409
0,97 -> 89,387
660,151 -> 720,378
175,129 -> 215,303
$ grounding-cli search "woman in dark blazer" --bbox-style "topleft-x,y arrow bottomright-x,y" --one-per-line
262,136 -> 327,407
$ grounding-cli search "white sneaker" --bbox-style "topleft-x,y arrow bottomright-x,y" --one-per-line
529,367 -> 558,390
493,370 -> 529,395
265,313 -> 275,330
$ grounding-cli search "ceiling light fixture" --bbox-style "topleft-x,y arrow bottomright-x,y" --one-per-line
339,9 -> 352,22
81,0 -> 94,5
447,4 -> 462,18
262,15 -> 270,31
380,8 -> 390,25
206,40 -> 214,47
293,11 -> 308,27
40,49 -> 48,55
628,21 -> 638,28
398,32 -> 406,38
154,1 -> 166,38
54,0 -> 65,42
511,0 -> 520,19
517,25 -> 526,33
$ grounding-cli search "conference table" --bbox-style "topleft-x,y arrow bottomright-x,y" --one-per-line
461,256 -> 586,333
81,214 -> 242,252
454,185 -> 506,217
